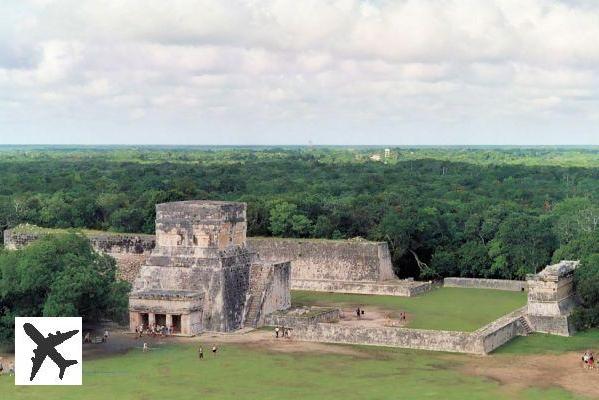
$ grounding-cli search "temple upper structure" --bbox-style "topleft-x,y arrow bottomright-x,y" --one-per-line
526,260 -> 580,336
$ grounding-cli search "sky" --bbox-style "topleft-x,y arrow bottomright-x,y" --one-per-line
0,0 -> 598,145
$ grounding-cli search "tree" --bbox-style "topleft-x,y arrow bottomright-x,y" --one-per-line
268,202 -> 298,236
571,254 -> 599,330
487,214 -> 556,279
0,233 -> 130,345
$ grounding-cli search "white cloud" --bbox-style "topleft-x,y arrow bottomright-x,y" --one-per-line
0,0 -> 598,144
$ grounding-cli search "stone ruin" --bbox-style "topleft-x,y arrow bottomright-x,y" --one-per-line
4,225 -> 430,297
128,200 -> 291,335
526,260 -> 580,336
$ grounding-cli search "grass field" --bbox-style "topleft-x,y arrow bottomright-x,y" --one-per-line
497,329 -> 599,355
0,342 -> 581,400
291,287 -> 527,331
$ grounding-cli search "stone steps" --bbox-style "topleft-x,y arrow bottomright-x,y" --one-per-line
518,316 -> 533,335
244,264 -> 271,327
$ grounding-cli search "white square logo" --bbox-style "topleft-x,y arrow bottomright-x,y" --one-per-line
14,317 -> 82,385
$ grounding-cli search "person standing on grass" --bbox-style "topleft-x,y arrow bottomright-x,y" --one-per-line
103,330 -> 109,342
212,345 -> 218,355
275,326 -> 280,338
143,342 -> 148,352
198,347 -> 204,359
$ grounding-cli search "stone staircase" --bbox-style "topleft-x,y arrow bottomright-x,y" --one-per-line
243,264 -> 272,328
518,316 -> 534,336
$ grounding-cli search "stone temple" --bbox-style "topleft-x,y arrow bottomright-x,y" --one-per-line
526,260 -> 580,336
128,200 -> 291,335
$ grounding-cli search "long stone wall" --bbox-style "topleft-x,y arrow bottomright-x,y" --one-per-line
247,237 -> 396,282
444,277 -> 527,292
281,306 -> 529,355
4,229 -> 154,283
4,228 -> 400,292
471,307 -> 528,353
291,279 -> 431,297
292,323 -> 480,353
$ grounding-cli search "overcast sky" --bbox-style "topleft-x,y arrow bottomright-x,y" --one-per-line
1,0 -> 598,145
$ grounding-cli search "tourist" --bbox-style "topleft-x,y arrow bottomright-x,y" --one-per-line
212,345 -> 218,355
356,307 -> 361,319
103,330 -> 109,342
198,347 -> 204,359
275,326 -> 280,338
84,331 -> 91,343
583,351 -> 590,368
143,342 -> 148,352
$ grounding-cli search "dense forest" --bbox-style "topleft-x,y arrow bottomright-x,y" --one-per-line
0,146 -> 597,283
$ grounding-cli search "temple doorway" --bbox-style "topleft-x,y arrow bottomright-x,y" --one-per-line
172,315 -> 181,333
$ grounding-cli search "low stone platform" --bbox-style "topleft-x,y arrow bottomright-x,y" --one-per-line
291,278 -> 432,297
444,277 -> 527,292
265,307 -> 340,327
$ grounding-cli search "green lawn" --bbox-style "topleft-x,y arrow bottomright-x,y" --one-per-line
496,329 -> 599,355
292,287 -> 527,332
0,343 -> 580,400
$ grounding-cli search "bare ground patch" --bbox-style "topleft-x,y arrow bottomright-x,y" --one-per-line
454,352 -> 599,399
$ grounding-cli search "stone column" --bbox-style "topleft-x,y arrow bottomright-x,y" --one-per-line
181,314 -> 189,335
149,313 -> 156,327
129,312 -> 140,332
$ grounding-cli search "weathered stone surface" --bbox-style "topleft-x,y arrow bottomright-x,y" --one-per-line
130,200 -> 290,333
471,307 -> 529,353
247,237 -> 395,282
244,261 -> 291,327
444,277 -> 527,292
265,307 -> 340,327
291,278 -> 431,296
292,323 -> 480,354
526,260 -> 579,336
4,228 -> 411,296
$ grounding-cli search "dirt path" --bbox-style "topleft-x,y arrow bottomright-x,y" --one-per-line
456,352 -> 599,399
336,307 -> 409,328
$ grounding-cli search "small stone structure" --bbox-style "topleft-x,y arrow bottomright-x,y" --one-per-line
129,200 -> 290,335
526,260 -> 579,336
265,307 -> 340,327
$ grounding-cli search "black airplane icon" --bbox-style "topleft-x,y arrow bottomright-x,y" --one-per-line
23,322 -> 79,381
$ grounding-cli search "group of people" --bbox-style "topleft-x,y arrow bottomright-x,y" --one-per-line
356,307 -> 365,319
83,330 -> 110,344
274,326 -> 293,338
0,358 -> 14,377
197,345 -> 218,358
582,350 -> 595,369
135,324 -> 174,338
